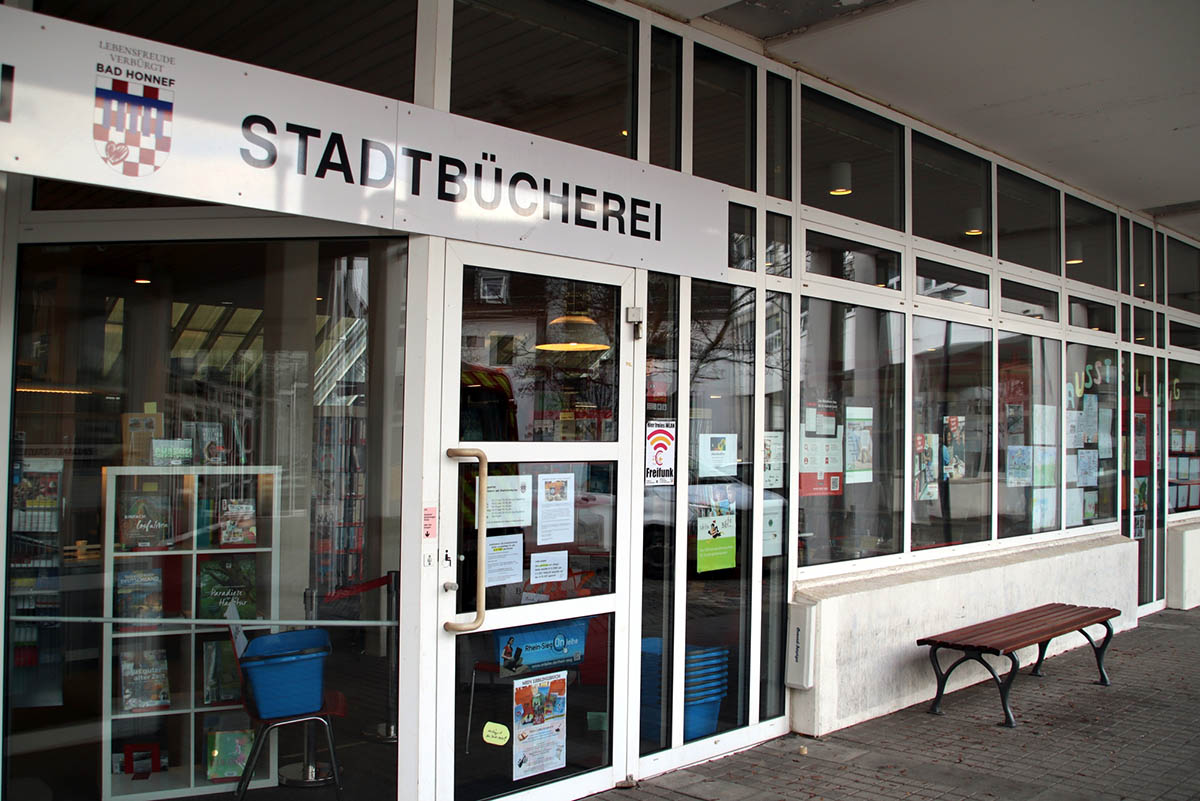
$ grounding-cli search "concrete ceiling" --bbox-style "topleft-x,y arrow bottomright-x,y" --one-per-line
643,0 -> 1200,242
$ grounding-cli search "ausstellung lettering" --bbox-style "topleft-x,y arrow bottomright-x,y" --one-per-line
240,113 -> 664,242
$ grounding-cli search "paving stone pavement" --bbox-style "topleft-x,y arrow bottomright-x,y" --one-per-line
590,607 -> 1200,801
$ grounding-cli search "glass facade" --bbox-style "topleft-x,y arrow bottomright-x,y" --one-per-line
5,4 -> 1200,800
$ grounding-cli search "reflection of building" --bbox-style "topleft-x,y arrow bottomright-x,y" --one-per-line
1,1 -> 1198,800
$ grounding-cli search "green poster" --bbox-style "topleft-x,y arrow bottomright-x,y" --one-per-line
696,514 -> 736,572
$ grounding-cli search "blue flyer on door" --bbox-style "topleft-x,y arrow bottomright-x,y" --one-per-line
495,619 -> 588,677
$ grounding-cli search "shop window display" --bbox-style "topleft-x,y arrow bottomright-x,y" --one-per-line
797,298 -> 904,565
912,318 -> 992,548
1065,345 -> 1119,526
1168,360 -> 1200,512
998,332 -> 1060,537
5,238 -> 405,801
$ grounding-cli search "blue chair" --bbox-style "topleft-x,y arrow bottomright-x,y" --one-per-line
234,629 -> 343,801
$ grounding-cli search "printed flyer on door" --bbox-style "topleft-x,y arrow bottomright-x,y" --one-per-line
512,671 -> 567,781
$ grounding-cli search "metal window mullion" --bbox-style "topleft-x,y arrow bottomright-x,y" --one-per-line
636,18 -> 651,164
747,283 -> 765,725
681,38 -> 694,176
991,325 -> 1000,540
903,305 -> 914,554
670,275 -> 692,749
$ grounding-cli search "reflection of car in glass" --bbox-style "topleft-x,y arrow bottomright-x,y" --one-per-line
641,480 -> 785,577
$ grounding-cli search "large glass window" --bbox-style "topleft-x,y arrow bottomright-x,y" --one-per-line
1168,238 -> 1200,316
1133,222 -> 1154,301
760,292 -> 790,720
912,318 -> 992,548
686,281 -> 754,740
913,133 -> 991,256
1169,360 -> 1200,513
766,213 -> 792,277
1068,297 -> 1116,333
916,259 -> 989,308
997,167 -> 1060,275
1065,345 -> 1119,527
641,273 -> 679,755
729,204 -> 756,272
999,333 -> 1060,536
805,231 -> 901,291
693,45 -> 756,190
1001,280 -> 1058,322
650,28 -> 683,171
800,87 -> 903,231
797,299 -> 904,566
1065,195 -> 1117,291
6,238 -> 405,801
766,74 -> 792,200
451,0 -> 637,158
459,267 -> 619,442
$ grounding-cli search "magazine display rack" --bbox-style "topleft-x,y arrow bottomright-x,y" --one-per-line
100,465 -> 281,800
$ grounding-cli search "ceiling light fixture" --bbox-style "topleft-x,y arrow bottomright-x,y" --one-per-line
963,207 -> 985,236
535,287 -> 611,353
828,161 -> 852,196
1066,242 -> 1084,265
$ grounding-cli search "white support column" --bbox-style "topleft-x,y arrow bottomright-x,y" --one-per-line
396,235 -> 446,801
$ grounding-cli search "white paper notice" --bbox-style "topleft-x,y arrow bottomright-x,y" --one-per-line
1098,407 -> 1114,459
536,473 -> 575,545
529,550 -> 568,584
485,534 -> 524,587
698,433 -> 738,477
480,475 -> 534,529
762,496 -> 785,557
512,671 -> 567,780
845,406 -> 874,484
763,431 -> 785,489
1066,487 -> 1085,527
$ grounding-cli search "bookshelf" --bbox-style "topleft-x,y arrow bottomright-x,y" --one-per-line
312,411 -> 367,614
100,465 -> 280,800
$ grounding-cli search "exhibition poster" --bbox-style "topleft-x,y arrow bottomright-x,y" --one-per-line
512,671 -> 568,780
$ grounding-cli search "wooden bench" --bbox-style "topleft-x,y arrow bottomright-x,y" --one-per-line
916,603 -> 1119,727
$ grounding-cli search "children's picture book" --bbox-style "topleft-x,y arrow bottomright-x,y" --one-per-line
202,640 -> 242,706
219,499 -> 257,547
120,647 -> 171,712
206,729 -> 255,781
119,493 -> 171,550
194,422 -> 226,465
197,555 -> 257,619
115,567 -> 163,630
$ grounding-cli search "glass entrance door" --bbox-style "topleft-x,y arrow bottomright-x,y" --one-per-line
435,242 -> 637,801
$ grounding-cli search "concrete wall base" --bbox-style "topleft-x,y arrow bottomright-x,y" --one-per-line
788,532 -> 1138,737
1166,524 -> 1200,610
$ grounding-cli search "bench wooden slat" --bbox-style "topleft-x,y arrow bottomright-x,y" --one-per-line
917,603 -> 1119,655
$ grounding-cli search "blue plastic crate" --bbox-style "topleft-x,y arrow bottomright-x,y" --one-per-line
241,629 -> 331,719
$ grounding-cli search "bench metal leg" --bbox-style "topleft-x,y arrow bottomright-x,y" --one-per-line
1030,641 -> 1050,677
925,646 -> 1021,727
1079,620 -> 1114,686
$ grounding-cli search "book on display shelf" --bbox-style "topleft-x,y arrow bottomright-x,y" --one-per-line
115,567 -> 163,630
197,554 -> 257,620
118,492 -> 172,550
218,499 -> 257,547
119,647 -> 171,713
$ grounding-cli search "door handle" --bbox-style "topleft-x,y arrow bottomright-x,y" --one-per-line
444,448 -> 488,633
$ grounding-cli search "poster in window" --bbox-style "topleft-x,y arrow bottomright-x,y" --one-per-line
1133,414 -> 1148,461
1006,445 -> 1032,487
1005,403 -> 1025,441
942,416 -> 967,481
696,514 -> 736,572
914,433 -> 939,501
1084,490 -> 1098,520
698,434 -> 738,477
762,431 -> 785,489
1098,407 -> 1114,458
1033,445 -> 1057,487
800,424 -> 843,496
1064,453 -> 1078,485
1082,394 -> 1099,445
479,475 -> 534,528
1032,487 -> 1057,530
1065,410 -> 1083,450
485,534 -> 524,587
1187,430 -> 1197,452
844,407 -> 873,484
1134,476 -> 1149,512
762,496 -> 784,558
512,671 -> 568,781
1171,428 -> 1184,452
1032,404 -> 1057,445
1133,513 -> 1147,540
1077,450 -> 1099,487
535,474 -> 575,546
